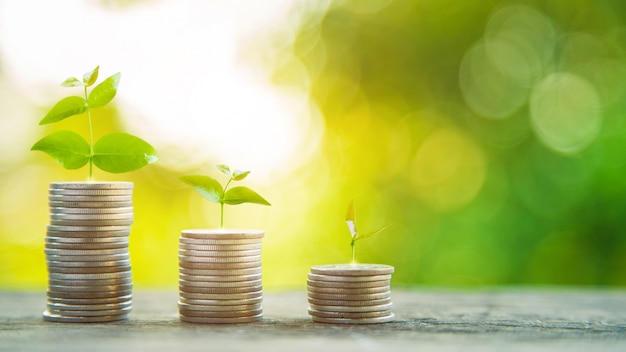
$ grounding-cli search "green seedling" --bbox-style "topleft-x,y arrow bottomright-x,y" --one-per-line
180,165 -> 271,228
31,66 -> 158,180
345,200 -> 388,263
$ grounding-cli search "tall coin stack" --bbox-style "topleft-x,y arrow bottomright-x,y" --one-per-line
307,264 -> 395,324
178,229 -> 264,324
43,182 -> 134,323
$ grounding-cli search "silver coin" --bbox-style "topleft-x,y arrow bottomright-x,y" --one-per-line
48,271 -> 132,280
47,260 -> 131,268
50,213 -> 133,221
178,267 -> 262,277
46,294 -> 132,305
48,306 -> 131,317
181,229 -> 264,240
47,265 -> 131,274
178,296 -> 263,306
47,289 -> 133,299
49,189 -> 133,196
179,273 -> 262,282
308,308 -> 392,319
178,255 -> 261,263
179,285 -> 262,294
49,194 -> 133,202
309,302 -> 393,313
307,292 -> 391,301
49,201 -> 134,208
49,278 -> 133,286
308,273 -> 392,282
47,225 -> 130,233
311,313 -> 395,324
50,219 -> 133,226
179,307 -> 262,318
42,310 -> 128,323
46,253 -> 130,262
307,285 -> 390,295
179,278 -> 262,288
179,237 -> 262,245
45,241 -> 128,250
48,283 -> 133,293
46,236 -> 129,244
179,313 -> 262,324
179,290 -> 263,301
178,302 -> 262,312
47,300 -> 132,311
310,264 -> 394,276
179,243 -> 261,251
46,231 -> 130,239
307,297 -> 392,307
45,248 -> 128,256
178,261 -> 261,270
49,206 -> 134,214
50,182 -> 133,190
178,249 -> 261,257
306,279 -> 390,289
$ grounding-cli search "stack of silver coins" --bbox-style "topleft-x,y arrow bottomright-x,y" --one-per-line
178,229 -> 264,324
43,182 -> 134,323
307,264 -> 395,324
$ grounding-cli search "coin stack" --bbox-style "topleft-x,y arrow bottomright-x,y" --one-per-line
307,264 -> 395,324
43,182 -> 134,323
178,229 -> 264,324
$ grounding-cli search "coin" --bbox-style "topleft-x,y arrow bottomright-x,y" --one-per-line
178,296 -> 263,306
179,313 -> 262,324
308,309 -> 392,319
181,229 -> 264,240
309,302 -> 393,313
179,290 -> 263,301
179,237 -> 262,245
179,307 -> 262,318
178,261 -> 261,270
42,310 -> 128,323
49,278 -> 133,286
308,273 -> 392,282
50,182 -> 133,190
50,219 -> 133,226
47,225 -> 131,233
178,302 -> 262,311
49,207 -> 134,214
49,189 -> 133,196
310,313 -> 395,324
48,306 -> 132,317
48,283 -> 133,293
179,285 -> 262,294
307,285 -> 390,295
307,297 -> 392,307
179,273 -> 262,282
306,279 -> 390,288
178,267 -> 262,276
49,201 -> 134,208
46,236 -> 129,244
178,249 -> 261,257
48,271 -> 132,280
47,289 -> 133,299
307,292 -> 391,301
179,243 -> 261,251
45,248 -> 129,256
50,213 -> 133,221
45,241 -> 128,250
46,231 -> 130,239
179,279 -> 262,288
47,265 -> 131,274
46,254 -> 130,262
48,300 -> 132,311
46,294 -> 132,305
310,264 -> 394,276
178,255 -> 261,263
46,260 -> 132,269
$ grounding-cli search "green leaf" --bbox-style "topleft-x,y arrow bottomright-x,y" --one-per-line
216,164 -> 231,177
60,77 -> 84,87
83,66 -> 99,86
180,175 -> 223,204
223,186 -> 271,206
232,169 -> 250,181
39,96 -> 88,125
31,131 -> 90,169
92,132 -> 158,173
88,72 -> 121,108
345,200 -> 358,238
355,225 -> 389,242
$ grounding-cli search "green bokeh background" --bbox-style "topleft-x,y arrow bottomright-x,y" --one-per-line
1,0 -> 625,290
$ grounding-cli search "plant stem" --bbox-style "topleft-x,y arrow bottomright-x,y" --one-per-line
220,178 -> 233,228
84,86 -> 94,181
351,239 -> 356,264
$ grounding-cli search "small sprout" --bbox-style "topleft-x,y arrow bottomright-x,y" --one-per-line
180,165 -> 271,228
346,200 -> 388,263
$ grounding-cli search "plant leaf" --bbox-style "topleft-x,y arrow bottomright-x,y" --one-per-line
88,72 -> 121,108
92,132 -> 158,173
83,66 -> 99,86
216,164 -> 231,177
345,200 -> 358,239
31,131 -> 90,169
39,96 -> 88,125
232,169 -> 250,181
223,186 -> 271,206
180,175 -> 223,204
60,77 -> 84,87
355,225 -> 389,242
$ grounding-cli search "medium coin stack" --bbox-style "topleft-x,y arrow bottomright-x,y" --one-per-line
178,229 -> 264,324
43,182 -> 134,323
307,264 -> 395,324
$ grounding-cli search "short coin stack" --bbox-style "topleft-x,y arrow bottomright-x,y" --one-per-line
307,264 -> 395,324
178,229 -> 264,324
43,182 -> 134,323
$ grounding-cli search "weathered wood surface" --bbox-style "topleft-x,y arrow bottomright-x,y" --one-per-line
1,289 -> 625,351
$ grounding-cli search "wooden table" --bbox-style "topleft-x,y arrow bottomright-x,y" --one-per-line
1,289 -> 625,351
